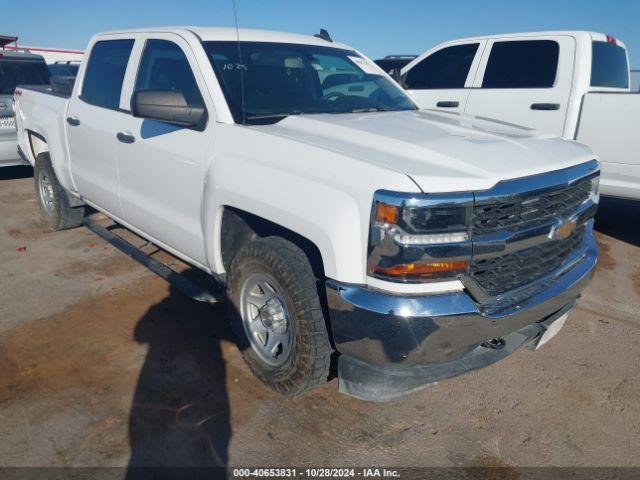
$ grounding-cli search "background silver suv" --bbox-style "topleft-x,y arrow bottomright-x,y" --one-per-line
1,42 -> 50,167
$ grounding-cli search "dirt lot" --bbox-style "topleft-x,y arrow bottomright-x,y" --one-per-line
1,165 -> 639,470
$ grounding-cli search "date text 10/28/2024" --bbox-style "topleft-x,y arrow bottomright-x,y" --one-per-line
232,468 -> 401,478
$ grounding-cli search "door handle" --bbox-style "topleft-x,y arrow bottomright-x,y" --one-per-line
117,131 -> 135,144
66,116 -> 80,126
436,101 -> 459,108
531,103 -> 560,111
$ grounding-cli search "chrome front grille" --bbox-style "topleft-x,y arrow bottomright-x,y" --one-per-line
472,176 -> 593,236
469,226 -> 586,297
466,161 -> 599,301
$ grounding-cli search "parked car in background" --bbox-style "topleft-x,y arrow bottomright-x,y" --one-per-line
14,27 -> 599,401
374,54 -> 416,80
402,31 -> 640,200
2,41 -> 83,64
1,36 -> 50,167
631,69 -> 640,91
49,60 -> 81,96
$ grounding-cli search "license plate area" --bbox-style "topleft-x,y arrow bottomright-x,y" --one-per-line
0,117 -> 15,129
535,312 -> 569,350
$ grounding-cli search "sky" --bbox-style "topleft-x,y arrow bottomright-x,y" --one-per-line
9,0 -> 640,67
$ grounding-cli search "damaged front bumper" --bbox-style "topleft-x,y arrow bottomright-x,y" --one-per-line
325,235 -> 597,402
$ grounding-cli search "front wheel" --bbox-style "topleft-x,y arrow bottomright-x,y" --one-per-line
34,152 -> 85,231
227,237 -> 333,396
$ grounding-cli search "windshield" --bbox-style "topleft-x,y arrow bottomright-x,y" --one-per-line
0,59 -> 50,94
202,41 -> 416,124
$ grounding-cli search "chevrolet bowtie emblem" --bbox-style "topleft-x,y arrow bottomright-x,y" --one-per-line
549,218 -> 578,241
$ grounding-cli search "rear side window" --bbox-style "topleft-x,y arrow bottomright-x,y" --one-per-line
404,43 -> 479,89
0,59 -> 50,95
591,41 -> 629,88
49,63 -> 80,77
134,39 -> 204,106
482,40 -> 559,89
82,39 -> 134,110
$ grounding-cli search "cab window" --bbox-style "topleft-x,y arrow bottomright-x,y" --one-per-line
82,39 -> 134,109
482,40 -> 559,89
135,39 -> 204,107
591,41 -> 629,89
403,44 -> 479,90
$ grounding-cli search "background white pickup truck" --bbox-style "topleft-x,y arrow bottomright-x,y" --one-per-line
14,27 -> 600,401
402,31 -> 640,200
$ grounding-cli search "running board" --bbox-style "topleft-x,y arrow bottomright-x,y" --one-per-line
83,214 -> 223,304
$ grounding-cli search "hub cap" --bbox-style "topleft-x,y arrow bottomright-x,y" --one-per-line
240,273 -> 292,366
38,169 -> 55,216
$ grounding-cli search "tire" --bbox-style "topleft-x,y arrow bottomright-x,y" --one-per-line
34,152 -> 85,231
227,236 -> 333,396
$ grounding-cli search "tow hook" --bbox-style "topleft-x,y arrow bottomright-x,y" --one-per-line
482,337 -> 506,350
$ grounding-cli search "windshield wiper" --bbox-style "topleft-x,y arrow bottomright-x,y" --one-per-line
336,106 -> 406,114
245,110 -> 304,121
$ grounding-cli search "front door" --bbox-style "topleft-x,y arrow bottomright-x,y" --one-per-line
116,35 -> 213,264
401,42 -> 484,113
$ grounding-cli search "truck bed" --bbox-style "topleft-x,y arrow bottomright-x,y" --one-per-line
576,92 -> 640,200
19,84 -> 71,98
14,84 -> 74,190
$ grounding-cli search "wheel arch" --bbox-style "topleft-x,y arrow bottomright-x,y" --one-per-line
27,130 -> 50,163
219,206 -> 326,281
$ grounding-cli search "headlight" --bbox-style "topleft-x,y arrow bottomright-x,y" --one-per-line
368,191 -> 473,282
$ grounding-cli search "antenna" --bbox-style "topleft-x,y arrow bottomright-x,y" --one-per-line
232,0 -> 246,124
314,29 -> 333,43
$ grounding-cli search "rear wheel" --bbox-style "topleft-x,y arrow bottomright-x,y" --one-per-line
227,236 -> 333,396
34,152 -> 85,230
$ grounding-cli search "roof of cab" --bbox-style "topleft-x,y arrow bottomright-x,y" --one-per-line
96,26 -> 353,50
0,50 -> 46,61
437,31 -> 627,49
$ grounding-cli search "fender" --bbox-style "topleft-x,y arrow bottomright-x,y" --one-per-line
201,124 -> 419,284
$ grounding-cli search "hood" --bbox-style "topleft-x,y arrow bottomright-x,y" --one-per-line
252,110 -> 595,193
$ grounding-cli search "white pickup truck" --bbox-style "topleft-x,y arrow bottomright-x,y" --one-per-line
14,27 -> 600,401
402,31 -> 639,200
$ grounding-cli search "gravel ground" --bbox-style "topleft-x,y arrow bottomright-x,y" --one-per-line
0,166 -> 639,472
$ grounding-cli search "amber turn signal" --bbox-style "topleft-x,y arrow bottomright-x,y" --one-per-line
374,202 -> 399,224
372,261 -> 468,278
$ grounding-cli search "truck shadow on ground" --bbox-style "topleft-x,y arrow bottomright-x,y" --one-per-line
125,283 -> 234,480
594,197 -> 640,246
0,165 -> 33,181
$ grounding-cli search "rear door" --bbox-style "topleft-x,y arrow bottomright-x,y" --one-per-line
67,36 -> 136,217
115,34 -> 213,264
401,41 -> 485,113
465,36 -> 575,135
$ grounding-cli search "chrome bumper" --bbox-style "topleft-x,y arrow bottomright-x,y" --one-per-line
325,234 -> 598,401
0,139 -> 25,166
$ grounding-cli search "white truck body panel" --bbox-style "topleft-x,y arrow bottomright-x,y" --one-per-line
576,93 -> 640,199
403,30 -> 639,200
13,26 -> 596,290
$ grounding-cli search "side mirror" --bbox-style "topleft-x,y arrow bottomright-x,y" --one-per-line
131,90 -> 206,128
